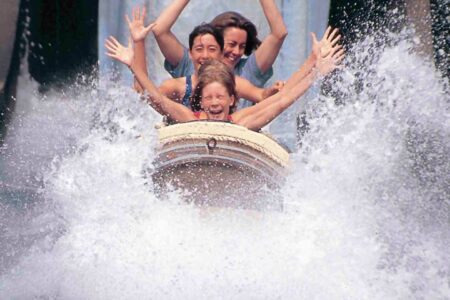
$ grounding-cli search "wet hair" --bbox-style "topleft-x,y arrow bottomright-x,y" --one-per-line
210,11 -> 261,56
191,59 -> 238,113
188,23 -> 224,51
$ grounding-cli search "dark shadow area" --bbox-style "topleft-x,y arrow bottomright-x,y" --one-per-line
328,0 -> 406,46
430,0 -> 449,79
0,0 -> 99,143
0,0 -> 26,143
25,0 -> 98,92
329,0 -> 448,78
325,0 -> 407,103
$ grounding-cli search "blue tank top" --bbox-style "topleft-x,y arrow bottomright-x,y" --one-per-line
182,75 -> 192,108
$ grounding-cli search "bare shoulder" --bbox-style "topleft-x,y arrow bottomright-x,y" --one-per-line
159,77 -> 186,102
160,77 -> 185,90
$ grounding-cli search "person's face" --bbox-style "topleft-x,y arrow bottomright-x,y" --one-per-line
189,34 -> 222,71
222,27 -> 247,68
201,81 -> 234,121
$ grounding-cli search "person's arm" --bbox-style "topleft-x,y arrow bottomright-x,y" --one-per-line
262,80 -> 286,98
126,6 -> 155,93
233,72 -> 316,131
152,0 -> 190,66
235,76 -> 265,103
253,0 -> 288,73
312,27 -> 344,76
236,77 -> 284,103
282,27 -> 342,91
158,79 -> 183,103
233,31 -> 344,131
105,36 -> 195,123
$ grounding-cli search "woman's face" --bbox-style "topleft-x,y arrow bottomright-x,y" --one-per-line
222,27 -> 247,68
189,34 -> 222,71
201,81 -> 234,121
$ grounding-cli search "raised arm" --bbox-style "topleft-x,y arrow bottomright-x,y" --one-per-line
126,6 -> 155,93
233,72 -> 315,131
253,0 -> 288,73
105,36 -> 195,123
234,30 -> 345,131
151,0 -> 190,66
234,27 -> 342,107
282,27 -> 342,91
236,76 -> 284,103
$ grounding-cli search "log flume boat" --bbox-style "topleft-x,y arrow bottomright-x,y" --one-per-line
150,121 -> 290,210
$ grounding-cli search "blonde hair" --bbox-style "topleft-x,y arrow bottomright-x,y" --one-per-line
192,59 -> 238,113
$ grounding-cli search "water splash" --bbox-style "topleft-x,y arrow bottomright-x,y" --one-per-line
1,28 -> 449,299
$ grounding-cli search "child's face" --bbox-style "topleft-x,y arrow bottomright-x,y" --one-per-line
201,81 -> 234,121
189,34 -> 222,71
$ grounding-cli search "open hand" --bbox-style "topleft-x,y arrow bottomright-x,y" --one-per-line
316,44 -> 345,76
312,26 -> 341,59
105,36 -> 134,67
125,6 -> 155,42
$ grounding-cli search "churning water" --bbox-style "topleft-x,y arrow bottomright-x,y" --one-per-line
0,28 -> 449,299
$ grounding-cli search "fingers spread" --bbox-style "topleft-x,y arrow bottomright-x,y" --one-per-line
311,32 -> 318,43
335,48 -> 345,57
328,28 -> 339,41
105,43 -> 115,52
331,34 -> 341,46
105,38 -> 117,50
330,44 -> 342,55
125,14 -> 131,27
109,36 -> 120,46
105,52 -> 117,59
334,49 -> 345,62
323,26 -> 331,39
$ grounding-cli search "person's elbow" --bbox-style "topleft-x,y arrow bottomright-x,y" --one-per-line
145,92 -> 164,107
274,26 -> 288,41
152,24 -> 169,37
152,27 -> 164,37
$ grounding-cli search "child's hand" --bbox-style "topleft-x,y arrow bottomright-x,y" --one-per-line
311,26 -> 341,59
105,36 -> 134,67
316,44 -> 345,76
125,6 -> 155,42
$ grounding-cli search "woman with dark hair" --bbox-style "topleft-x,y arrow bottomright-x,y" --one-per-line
136,1 -> 287,100
105,27 -> 344,131
210,11 -> 262,62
